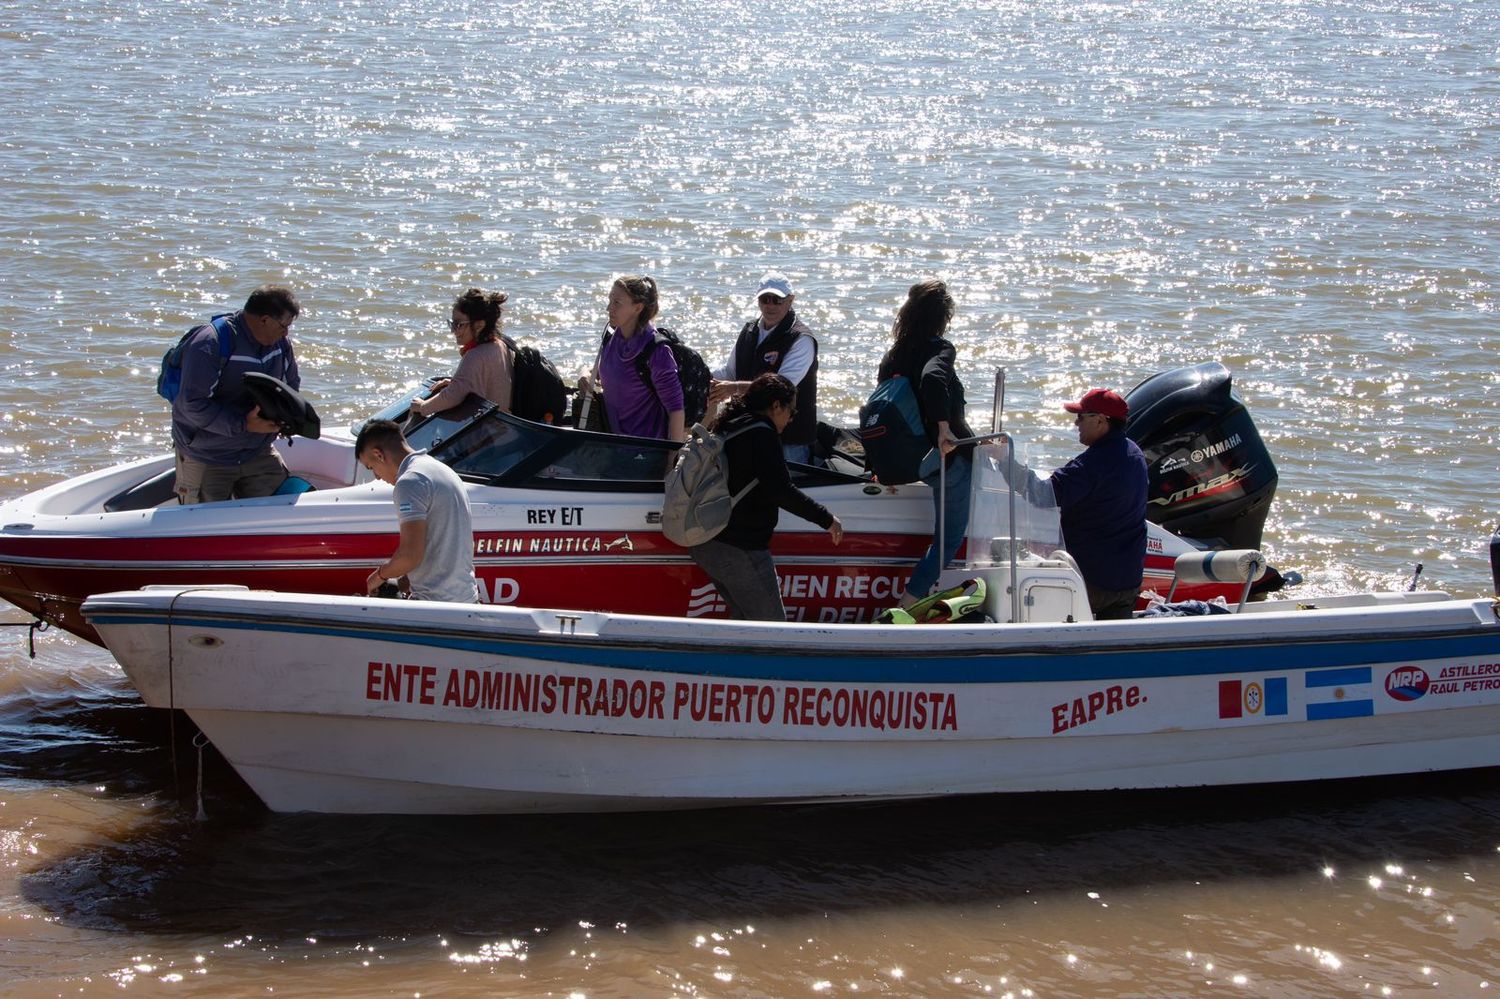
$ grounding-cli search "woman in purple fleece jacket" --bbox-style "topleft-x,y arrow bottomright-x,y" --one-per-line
579,275 -> 686,441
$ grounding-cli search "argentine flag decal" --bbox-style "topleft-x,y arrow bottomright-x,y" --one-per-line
1305,666 -> 1374,720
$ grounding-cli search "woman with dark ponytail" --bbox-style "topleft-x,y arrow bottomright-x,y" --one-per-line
410,288 -> 514,417
877,279 -> 976,610
689,372 -> 843,620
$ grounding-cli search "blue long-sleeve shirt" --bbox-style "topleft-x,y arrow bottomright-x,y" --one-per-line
1012,429 -> 1148,591
170,311 -> 300,465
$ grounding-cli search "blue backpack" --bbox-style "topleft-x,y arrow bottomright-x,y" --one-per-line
157,314 -> 234,403
858,374 -> 929,484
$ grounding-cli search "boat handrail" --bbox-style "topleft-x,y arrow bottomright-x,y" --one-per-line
940,431 -> 1020,623
1165,549 -> 1266,612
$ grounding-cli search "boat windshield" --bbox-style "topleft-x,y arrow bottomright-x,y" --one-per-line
354,377 -> 446,435
965,438 -> 1064,564
356,385 -> 516,456
420,406 -> 862,493
402,394 -> 499,454
358,384 -> 865,492
431,410 -> 679,490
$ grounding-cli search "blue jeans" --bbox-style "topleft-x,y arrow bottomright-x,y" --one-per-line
907,451 -> 972,599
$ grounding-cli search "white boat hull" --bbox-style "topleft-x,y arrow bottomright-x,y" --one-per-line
83,585 -> 1500,814
184,707 -> 1500,815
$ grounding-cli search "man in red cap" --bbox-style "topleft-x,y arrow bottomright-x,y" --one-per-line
1008,388 -> 1148,619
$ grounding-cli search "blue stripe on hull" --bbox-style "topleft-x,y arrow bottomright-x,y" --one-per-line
1307,700 -> 1376,721
1306,666 -> 1372,688
86,611 -> 1500,686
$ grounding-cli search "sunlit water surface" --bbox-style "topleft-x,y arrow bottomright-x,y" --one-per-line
2,0 -> 1498,994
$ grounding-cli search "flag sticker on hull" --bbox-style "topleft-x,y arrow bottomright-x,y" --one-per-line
1305,666 -> 1374,720
1219,677 -> 1288,719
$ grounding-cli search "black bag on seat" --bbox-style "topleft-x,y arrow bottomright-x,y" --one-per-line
501,335 -> 570,425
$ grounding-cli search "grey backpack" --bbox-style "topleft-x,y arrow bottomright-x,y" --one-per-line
660,420 -> 765,547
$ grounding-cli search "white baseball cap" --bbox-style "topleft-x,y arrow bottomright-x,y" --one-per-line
754,272 -> 794,301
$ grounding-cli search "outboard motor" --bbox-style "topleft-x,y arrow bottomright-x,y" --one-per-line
1124,362 -> 1278,551
1490,522 -> 1500,597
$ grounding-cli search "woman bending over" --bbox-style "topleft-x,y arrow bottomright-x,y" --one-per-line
688,372 -> 843,620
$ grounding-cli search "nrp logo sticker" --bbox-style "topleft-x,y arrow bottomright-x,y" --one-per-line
1385,667 -> 1430,702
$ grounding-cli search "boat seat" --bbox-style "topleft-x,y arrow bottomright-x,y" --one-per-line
102,469 -> 177,512
1165,549 -> 1266,612
101,470 -> 316,512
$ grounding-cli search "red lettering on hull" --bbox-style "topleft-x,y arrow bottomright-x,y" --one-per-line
1051,684 -> 1144,733
366,663 -> 957,732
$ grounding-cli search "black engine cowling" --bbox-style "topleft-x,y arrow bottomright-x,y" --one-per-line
1490,522 -> 1500,597
1124,362 -> 1277,551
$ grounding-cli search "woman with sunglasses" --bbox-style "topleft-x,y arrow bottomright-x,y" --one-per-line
688,372 -> 844,621
409,288 -> 513,418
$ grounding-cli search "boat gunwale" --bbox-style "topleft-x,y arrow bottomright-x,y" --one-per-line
82,592 -> 1500,686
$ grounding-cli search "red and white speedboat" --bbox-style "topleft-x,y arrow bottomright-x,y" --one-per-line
0,364 -> 1288,646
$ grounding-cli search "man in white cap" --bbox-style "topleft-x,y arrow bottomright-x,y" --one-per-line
707,272 -> 820,463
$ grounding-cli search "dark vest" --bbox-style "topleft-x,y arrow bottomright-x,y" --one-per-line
731,312 -> 818,445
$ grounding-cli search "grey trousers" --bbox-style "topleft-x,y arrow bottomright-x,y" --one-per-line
688,540 -> 786,622
175,446 -> 289,504
1087,584 -> 1140,621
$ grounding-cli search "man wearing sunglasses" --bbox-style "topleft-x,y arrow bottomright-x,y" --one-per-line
1004,388 -> 1149,620
170,284 -> 302,503
706,272 -> 820,464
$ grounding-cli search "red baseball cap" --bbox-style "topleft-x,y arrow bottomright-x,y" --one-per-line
1063,388 -> 1128,421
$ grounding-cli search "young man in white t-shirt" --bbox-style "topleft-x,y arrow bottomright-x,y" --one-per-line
355,419 -> 479,603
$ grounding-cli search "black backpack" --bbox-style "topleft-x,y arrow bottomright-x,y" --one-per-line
501,335 -> 570,425
632,327 -> 712,426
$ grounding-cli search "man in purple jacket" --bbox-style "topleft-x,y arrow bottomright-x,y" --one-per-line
170,285 -> 301,504
1007,388 -> 1148,620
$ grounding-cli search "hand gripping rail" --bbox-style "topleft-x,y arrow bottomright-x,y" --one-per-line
1164,549 -> 1267,612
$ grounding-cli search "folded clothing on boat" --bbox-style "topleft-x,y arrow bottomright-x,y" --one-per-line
1139,597 -> 1232,617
